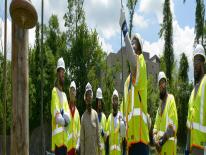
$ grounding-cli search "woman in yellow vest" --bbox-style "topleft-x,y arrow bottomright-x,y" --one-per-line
185,44 -> 206,155
51,57 -> 70,155
106,89 -> 126,155
65,81 -> 81,155
95,88 -> 107,155
153,71 -> 178,155
119,6 -> 149,154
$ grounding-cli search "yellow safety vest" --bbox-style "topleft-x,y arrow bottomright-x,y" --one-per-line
99,112 -> 107,155
126,54 -> 149,146
65,106 -> 81,152
106,113 -> 122,155
187,75 -> 206,151
153,94 -> 178,155
51,87 -> 69,151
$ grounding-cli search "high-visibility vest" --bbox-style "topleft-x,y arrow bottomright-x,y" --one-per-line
187,75 -> 206,151
126,54 -> 149,146
51,87 -> 69,152
153,94 -> 178,155
99,112 -> 107,155
106,113 -> 122,155
65,106 -> 81,152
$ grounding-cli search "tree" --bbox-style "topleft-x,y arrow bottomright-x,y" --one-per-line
184,0 -> 205,44
159,0 -> 174,85
64,0 -> 85,44
127,0 -> 138,38
178,53 -> 189,82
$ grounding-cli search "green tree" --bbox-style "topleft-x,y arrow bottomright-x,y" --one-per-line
159,0 -> 174,85
178,53 -> 189,82
127,0 -> 138,38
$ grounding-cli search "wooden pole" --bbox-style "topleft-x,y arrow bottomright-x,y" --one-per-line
3,0 -> 7,154
11,22 -> 29,155
9,0 -> 37,154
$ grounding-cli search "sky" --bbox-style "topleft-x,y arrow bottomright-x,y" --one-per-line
0,0 -> 206,81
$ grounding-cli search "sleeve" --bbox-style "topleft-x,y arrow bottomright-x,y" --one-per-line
124,33 -> 137,76
106,115 -> 110,136
153,107 -> 160,132
80,115 -> 85,155
96,113 -> 101,150
51,88 -> 60,121
168,96 -> 178,134
187,90 -> 194,129
76,111 -> 81,149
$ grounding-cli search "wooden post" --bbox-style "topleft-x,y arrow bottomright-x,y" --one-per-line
9,0 -> 37,154
11,23 -> 29,155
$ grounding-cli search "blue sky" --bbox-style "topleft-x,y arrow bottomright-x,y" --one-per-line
0,0 -> 206,81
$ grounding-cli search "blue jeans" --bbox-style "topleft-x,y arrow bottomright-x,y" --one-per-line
129,142 -> 149,155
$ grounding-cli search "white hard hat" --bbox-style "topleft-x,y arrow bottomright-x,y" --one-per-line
131,33 -> 143,51
84,82 -> 93,100
96,88 -> 103,99
112,89 -> 119,98
57,57 -> 65,71
85,82 -> 93,93
70,81 -> 76,90
158,71 -> 167,84
194,44 -> 205,62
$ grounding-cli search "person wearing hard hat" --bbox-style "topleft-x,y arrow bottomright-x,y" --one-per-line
95,88 -> 107,155
51,57 -> 70,155
80,82 -> 101,155
119,6 -> 149,155
65,81 -> 81,155
153,71 -> 178,155
185,44 -> 206,155
105,89 -> 126,155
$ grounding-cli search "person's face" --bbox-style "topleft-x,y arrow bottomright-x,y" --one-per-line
112,95 -> 118,114
69,87 -> 76,102
97,99 -> 102,111
85,90 -> 92,105
194,55 -> 204,83
132,38 -> 141,55
57,68 -> 65,86
159,79 -> 167,100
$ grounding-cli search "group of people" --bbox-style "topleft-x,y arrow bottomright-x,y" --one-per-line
51,7 -> 206,155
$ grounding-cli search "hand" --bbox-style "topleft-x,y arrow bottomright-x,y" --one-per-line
155,141 -> 162,153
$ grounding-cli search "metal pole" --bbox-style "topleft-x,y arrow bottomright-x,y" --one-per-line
41,0 -> 45,154
3,0 -> 7,154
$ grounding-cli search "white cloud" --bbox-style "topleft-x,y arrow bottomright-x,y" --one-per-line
98,36 -> 113,55
142,19 -> 195,81
139,0 -> 175,23
133,13 -> 149,29
0,18 -> 12,60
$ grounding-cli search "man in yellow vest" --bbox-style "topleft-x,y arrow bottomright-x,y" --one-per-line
153,71 -> 178,155
66,81 -> 81,155
185,44 -> 206,155
80,82 -> 101,155
119,7 -> 149,155
95,88 -> 107,155
106,89 -> 126,155
51,57 -> 70,155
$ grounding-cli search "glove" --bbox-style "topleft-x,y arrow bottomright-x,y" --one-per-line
119,7 -> 128,38
101,129 -> 105,137
56,114 -> 65,126
184,150 -> 189,155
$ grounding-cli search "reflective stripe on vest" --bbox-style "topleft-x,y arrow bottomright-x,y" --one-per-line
187,120 -> 206,133
110,145 -> 121,151
128,108 -> 148,124
52,127 -> 64,136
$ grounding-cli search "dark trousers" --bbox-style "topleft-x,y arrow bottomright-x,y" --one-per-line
129,142 -> 149,155
55,145 -> 67,155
